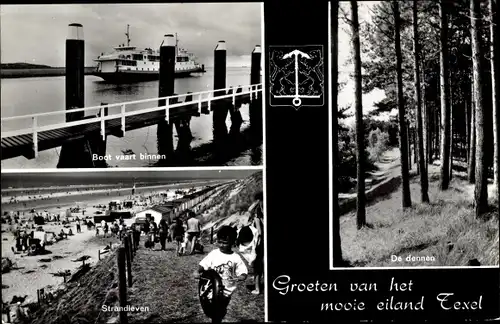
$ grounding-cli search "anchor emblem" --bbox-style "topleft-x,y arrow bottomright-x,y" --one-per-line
269,45 -> 324,109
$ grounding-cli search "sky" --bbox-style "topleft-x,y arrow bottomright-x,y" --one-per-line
336,1 -> 387,124
0,3 -> 262,67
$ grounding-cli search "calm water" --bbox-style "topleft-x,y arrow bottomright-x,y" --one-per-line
1,67 -> 262,168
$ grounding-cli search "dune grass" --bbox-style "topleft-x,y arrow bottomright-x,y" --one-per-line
340,176 -> 499,268
124,244 -> 264,323
17,237 -> 263,323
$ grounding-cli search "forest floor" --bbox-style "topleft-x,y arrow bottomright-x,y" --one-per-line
340,152 -> 499,268
339,148 -> 401,199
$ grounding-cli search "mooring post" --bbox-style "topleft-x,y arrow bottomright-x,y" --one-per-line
117,247 -> 128,324
66,23 -> 85,123
124,237 -> 133,288
6,306 -> 11,323
228,87 -> 243,136
58,23 -> 95,168
88,102 -> 109,168
210,227 -> 214,244
212,40 -> 228,144
175,92 -> 193,155
250,45 -> 262,137
98,249 -> 101,261
157,34 -> 176,160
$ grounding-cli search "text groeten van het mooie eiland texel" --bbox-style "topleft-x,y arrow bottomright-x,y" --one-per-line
271,275 -> 483,311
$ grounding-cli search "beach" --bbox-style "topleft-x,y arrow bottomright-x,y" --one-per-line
1,180 -> 223,306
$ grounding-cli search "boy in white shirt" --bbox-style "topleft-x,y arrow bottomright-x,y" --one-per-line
196,225 -> 248,323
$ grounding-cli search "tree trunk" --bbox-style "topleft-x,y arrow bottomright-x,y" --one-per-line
489,0 -> 499,202
394,0 -> 412,208
408,124 -> 412,170
436,108 -> 440,160
465,93 -> 470,163
351,0 -> 366,229
422,68 -> 430,168
449,93 -> 454,181
468,84 -> 477,183
414,128 -> 419,174
413,0 -> 430,203
471,0 -> 489,216
331,1 -> 343,265
439,0 -> 451,190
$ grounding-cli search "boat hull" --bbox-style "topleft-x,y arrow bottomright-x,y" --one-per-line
91,68 -> 206,83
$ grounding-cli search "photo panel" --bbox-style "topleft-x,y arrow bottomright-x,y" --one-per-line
1,3 -> 264,169
328,0 -> 499,322
1,168 -> 264,323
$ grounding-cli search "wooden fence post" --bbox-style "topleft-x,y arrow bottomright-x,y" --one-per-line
124,236 -> 133,288
117,247 -> 128,324
127,233 -> 133,262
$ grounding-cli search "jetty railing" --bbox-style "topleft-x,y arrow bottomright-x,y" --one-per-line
1,83 -> 262,157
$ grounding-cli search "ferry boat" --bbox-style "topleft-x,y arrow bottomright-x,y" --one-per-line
91,25 -> 205,83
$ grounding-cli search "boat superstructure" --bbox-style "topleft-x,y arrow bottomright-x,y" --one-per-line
92,25 -> 205,82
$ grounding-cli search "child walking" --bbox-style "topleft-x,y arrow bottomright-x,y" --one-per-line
196,225 -> 248,323
170,218 -> 185,256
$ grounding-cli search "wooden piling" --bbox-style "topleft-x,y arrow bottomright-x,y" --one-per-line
250,45 -> 262,136
65,23 -> 85,123
124,237 -> 133,288
88,102 -> 109,168
58,23 -> 94,168
98,249 -> 101,260
117,247 -> 128,324
157,34 -> 176,159
228,87 -> 243,136
213,40 -> 228,143
175,92 -> 193,154
210,227 -> 214,244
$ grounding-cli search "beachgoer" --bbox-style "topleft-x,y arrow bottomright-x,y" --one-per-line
250,192 -> 264,295
158,219 -> 169,251
195,225 -> 248,323
76,223 -> 81,233
151,219 -> 158,236
170,218 -> 185,256
186,211 -> 201,255
143,219 -> 150,235
103,222 -> 109,237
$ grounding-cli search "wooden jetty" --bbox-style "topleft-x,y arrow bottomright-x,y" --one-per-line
1,25 -> 263,167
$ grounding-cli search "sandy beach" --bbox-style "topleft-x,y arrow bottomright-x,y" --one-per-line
1,180 -> 224,306
1,180 -> 225,213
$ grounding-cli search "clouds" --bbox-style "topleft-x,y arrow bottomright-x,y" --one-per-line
0,3 -> 261,67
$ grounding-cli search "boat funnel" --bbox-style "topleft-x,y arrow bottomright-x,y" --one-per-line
67,23 -> 84,40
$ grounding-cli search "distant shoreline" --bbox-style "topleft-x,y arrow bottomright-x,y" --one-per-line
1,67 -> 96,79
